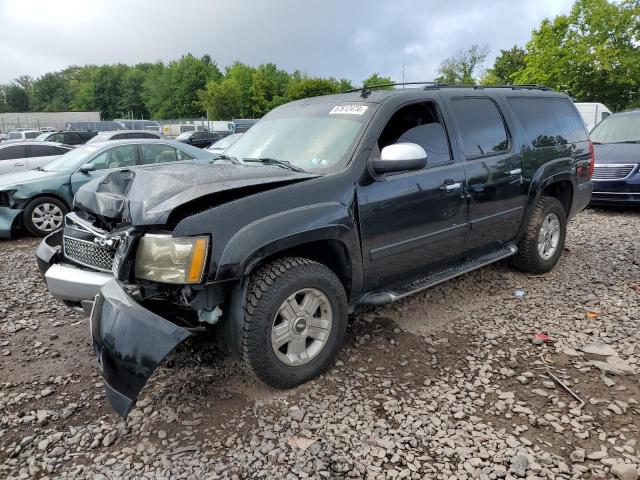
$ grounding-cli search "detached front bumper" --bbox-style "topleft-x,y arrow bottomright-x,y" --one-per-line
0,207 -> 22,239
91,279 -> 192,417
36,230 -> 113,314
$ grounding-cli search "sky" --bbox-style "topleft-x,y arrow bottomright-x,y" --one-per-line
0,0 -> 574,85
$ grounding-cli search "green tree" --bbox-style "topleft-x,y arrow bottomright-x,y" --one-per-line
32,72 -> 72,111
120,68 -> 148,118
4,83 -> 30,111
481,46 -> 527,84
363,73 -> 393,88
514,0 -> 640,110
199,78 -> 243,119
226,61 -> 257,117
92,65 -> 127,119
435,44 -> 490,85
286,76 -> 344,101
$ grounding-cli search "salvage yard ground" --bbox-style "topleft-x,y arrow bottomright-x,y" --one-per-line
0,207 -> 639,479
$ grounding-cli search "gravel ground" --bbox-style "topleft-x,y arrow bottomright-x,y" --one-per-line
0,207 -> 638,480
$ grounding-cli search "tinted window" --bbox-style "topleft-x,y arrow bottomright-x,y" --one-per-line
111,134 -> 128,140
508,97 -> 588,148
50,133 -> 65,143
377,102 -> 451,167
7,132 -> 22,140
140,144 -> 194,164
53,146 -> 72,155
0,145 -> 27,160
85,145 -> 136,171
130,132 -> 158,139
451,98 -> 509,157
28,145 -> 60,157
64,132 -> 82,143
25,132 -> 40,139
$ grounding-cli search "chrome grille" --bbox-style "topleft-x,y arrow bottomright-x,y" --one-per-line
63,237 -> 115,272
592,164 -> 636,181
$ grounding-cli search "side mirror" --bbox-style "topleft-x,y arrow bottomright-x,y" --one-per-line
372,143 -> 428,174
79,163 -> 96,174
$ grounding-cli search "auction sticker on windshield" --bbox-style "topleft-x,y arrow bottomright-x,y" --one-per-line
329,105 -> 368,115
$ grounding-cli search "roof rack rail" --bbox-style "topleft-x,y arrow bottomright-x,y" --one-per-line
346,82 -> 552,98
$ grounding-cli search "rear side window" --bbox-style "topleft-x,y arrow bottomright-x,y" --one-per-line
508,97 -> 588,148
140,144 -> 194,164
28,145 -> 60,157
0,145 -> 27,160
451,98 -> 509,157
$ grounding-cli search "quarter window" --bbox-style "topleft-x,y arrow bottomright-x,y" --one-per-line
508,97 -> 588,147
451,98 -> 509,157
85,145 -> 136,170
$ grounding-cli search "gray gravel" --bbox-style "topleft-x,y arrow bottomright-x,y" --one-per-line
0,207 -> 639,479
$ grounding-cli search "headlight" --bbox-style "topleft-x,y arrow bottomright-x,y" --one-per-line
135,234 -> 209,284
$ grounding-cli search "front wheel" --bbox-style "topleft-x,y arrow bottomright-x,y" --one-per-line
23,196 -> 68,237
242,257 -> 348,389
511,196 -> 567,274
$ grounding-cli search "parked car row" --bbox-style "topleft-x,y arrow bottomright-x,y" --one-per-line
0,139 -> 214,238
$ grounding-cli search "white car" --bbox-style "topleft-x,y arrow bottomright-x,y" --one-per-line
574,102 -> 612,131
4,130 -> 41,142
0,142 -> 73,175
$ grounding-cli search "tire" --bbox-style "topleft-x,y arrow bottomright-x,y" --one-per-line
511,196 -> 566,274
22,196 -> 68,237
242,257 -> 348,389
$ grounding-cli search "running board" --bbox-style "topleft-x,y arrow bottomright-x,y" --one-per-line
358,244 -> 518,306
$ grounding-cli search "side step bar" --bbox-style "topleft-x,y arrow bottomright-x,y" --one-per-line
359,244 -> 518,306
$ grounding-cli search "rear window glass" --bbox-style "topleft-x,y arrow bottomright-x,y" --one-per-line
451,98 -> 509,157
508,97 -> 587,148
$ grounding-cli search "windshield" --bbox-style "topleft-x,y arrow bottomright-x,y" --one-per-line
591,114 -> 640,144
209,134 -> 241,150
176,131 -> 192,140
224,102 -> 373,172
42,144 -> 101,172
35,133 -> 51,141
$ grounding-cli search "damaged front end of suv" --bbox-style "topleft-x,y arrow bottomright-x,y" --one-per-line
38,159 -> 327,416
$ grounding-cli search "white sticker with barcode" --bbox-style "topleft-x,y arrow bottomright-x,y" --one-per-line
329,105 -> 368,115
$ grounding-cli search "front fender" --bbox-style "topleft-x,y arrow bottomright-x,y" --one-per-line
0,207 -> 22,239
217,202 -> 359,278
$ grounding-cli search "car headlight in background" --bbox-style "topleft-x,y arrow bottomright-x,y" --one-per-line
135,234 -> 209,284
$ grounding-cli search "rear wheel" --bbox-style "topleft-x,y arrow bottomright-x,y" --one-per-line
242,257 -> 347,389
511,196 -> 566,273
23,196 -> 68,237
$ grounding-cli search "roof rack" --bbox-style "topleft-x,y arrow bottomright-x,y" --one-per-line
347,82 -> 552,98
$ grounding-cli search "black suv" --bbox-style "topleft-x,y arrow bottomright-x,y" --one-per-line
36,84 -> 593,416
39,130 -> 97,145
175,130 -> 227,148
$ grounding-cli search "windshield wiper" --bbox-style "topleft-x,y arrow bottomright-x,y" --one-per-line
211,154 -> 238,164
242,157 -> 306,172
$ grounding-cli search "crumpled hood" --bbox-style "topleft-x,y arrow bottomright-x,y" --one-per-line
74,161 -> 319,225
594,143 -> 640,165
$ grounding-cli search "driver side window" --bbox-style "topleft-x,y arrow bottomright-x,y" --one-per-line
376,102 -> 452,168
85,145 -> 136,171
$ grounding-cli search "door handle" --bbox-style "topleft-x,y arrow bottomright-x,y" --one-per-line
14,162 -> 24,166
505,168 -> 522,176
439,180 -> 462,192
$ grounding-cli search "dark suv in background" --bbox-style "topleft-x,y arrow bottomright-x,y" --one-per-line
37,84 -> 593,416
36,130 -> 97,145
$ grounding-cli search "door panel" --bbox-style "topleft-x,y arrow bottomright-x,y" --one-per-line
447,97 -> 527,252
464,155 -> 526,251
27,155 -> 58,170
358,163 -> 467,291
0,157 -> 28,175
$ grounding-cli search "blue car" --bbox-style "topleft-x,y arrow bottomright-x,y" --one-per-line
590,109 -> 640,206
0,139 -> 213,238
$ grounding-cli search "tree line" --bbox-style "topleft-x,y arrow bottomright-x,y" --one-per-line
436,0 -> 638,111
0,0 -> 637,119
